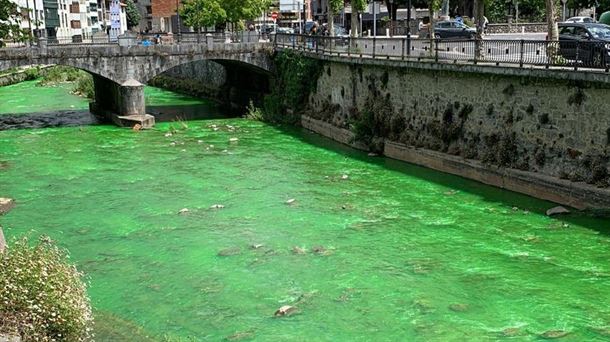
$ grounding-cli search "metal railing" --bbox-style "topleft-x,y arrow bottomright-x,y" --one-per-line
274,33 -> 610,71
0,32 -> 272,48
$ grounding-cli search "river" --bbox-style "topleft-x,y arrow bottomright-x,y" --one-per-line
0,80 -> 609,341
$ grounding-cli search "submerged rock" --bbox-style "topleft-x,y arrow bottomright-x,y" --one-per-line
546,206 -> 570,216
540,330 -> 570,339
0,198 -> 15,215
218,247 -> 241,257
312,246 -> 327,254
448,303 -> 469,312
274,305 -> 297,317
292,246 -> 306,255
589,326 -> 610,337
500,327 -> 522,337
225,330 -> 255,341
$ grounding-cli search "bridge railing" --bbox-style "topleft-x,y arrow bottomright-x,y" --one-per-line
274,33 -> 610,72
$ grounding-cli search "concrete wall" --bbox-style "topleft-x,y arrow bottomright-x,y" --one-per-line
306,59 -> 610,208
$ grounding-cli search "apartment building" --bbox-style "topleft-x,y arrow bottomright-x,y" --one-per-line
11,0 -> 46,38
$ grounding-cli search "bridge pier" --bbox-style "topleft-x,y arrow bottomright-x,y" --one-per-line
90,75 -> 154,128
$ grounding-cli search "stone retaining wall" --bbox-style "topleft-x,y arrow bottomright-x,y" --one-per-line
487,23 -> 548,34
304,58 -> 610,209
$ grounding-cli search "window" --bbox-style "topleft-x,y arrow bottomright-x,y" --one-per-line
70,2 -> 79,13
559,26 -> 575,35
71,20 -> 81,28
573,27 -> 589,38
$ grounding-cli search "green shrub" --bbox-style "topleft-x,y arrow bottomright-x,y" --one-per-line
39,66 -> 84,86
73,74 -> 94,99
0,236 -> 93,341
23,67 -> 41,81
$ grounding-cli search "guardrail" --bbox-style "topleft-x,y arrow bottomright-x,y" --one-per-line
274,33 -> 610,71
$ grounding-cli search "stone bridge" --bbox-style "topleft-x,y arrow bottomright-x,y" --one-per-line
0,40 -> 273,126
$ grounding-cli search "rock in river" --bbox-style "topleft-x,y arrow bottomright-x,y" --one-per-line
292,246 -> 306,255
546,206 -> 570,216
0,198 -> 15,215
274,305 -> 297,317
540,330 -> 570,339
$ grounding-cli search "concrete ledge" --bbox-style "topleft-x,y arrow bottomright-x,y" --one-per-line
301,115 -> 610,209
301,116 -> 368,151
384,142 -> 610,209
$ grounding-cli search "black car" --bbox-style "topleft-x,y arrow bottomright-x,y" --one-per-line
558,23 -> 610,66
433,21 -> 476,39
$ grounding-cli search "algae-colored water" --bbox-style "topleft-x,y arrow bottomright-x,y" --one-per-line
0,82 -> 609,341
0,79 -> 208,115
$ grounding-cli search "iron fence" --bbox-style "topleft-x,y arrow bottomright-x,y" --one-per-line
274,33 -> 610,71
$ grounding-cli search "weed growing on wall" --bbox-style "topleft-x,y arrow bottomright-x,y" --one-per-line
258,50 -> 324,124
0,236 -> 93,341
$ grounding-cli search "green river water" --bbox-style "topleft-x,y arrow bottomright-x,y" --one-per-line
0,81 -> 609,341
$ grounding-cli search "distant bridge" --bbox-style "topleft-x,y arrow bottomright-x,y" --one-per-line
0,36 -> 273,127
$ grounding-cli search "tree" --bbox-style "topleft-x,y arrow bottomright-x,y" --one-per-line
351,0 -> 367,37
0,0 -> 26,44
546,0 -> 558,40
125,0 -> 141,30
328,0 -> 344,36
222,0 -> 272,26
181,0 -> 226,31
475,0 -> 485,58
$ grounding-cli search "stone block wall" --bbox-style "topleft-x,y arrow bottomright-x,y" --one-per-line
307,61 -> 610,189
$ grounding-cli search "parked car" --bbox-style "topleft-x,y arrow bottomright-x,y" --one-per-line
433,20 -> 476,39
558,22 -> 610,66
276,27 -> 294,34
565,16 -> 595,23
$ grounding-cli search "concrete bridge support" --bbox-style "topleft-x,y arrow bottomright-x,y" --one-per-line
90,75 -> 154,128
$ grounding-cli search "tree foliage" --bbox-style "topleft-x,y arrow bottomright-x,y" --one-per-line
180,0 -> 271,29
180,0 -> 226,30
125,0 -> 141,29
0,0 -> 26,43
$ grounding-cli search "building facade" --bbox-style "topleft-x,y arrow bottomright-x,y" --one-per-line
11,0 -> 46,38
150,0 -> 180,33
